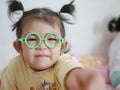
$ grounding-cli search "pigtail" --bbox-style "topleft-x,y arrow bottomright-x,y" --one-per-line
59,0 -> 75,24
60,0 -> 75,15
7,0 -> 24,32
7,0 -> 24,17
108,16 -> 120,32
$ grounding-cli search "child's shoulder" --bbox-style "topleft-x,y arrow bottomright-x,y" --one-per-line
9,55 -> 24,65
56,54 -> 83,67
58,54 -> 79,63
59,54 -> 76,61
1,55 -> 25,76
6,55 -> 25,71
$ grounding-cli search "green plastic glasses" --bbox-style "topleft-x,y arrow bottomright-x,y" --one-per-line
17,32 -> 65,49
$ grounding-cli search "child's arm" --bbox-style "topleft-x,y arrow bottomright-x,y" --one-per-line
65,68 -> 107,90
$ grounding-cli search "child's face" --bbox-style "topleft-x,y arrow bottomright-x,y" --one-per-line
16,20 -> 66,71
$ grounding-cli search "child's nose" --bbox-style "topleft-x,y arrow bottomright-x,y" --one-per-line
36,41 -> 47,50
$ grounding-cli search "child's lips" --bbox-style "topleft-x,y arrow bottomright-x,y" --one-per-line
35,54 -> 49,58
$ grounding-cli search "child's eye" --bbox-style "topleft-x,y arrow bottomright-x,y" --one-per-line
48,38 -> 58,41
27,38 -> 39,46
27,38 -> 37,41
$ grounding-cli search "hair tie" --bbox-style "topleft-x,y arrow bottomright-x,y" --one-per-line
23,9 -> 25,13
57,11 -> 61,15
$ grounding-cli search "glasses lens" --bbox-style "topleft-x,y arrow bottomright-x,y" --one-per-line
46,34 -> 59,48
26,34 -> 40,47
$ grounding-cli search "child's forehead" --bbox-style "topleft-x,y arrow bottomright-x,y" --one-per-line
22,17 -> 61,29
22,20 -> 61,30
21,20 -> 61,37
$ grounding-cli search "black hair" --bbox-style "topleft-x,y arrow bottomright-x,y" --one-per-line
108,16 -> 120,32
7,0 -> 75,39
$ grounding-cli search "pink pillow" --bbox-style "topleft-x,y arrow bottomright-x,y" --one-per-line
72,55 -> 110,84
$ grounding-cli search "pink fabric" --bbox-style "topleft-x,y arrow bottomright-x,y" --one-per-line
71,55 -> 115,90
107,84 -> 115,90
74,55 -> 109,83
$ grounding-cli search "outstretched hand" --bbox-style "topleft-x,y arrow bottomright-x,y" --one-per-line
65,68 -> 107,90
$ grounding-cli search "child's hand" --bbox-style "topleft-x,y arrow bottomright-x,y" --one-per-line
65,68 -> 107,90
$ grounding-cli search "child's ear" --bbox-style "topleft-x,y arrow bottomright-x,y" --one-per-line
61,41 -> 69,54
13,41 -> 22,55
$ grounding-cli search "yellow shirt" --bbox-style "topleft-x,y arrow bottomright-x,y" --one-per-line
0,54 -> 83,90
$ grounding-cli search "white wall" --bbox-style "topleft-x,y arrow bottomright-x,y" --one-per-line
0,0 -> 120,71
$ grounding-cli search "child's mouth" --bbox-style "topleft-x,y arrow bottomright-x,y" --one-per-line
35,54 -> 49,58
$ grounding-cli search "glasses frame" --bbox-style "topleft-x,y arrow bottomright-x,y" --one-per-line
17,32 -> 65,49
